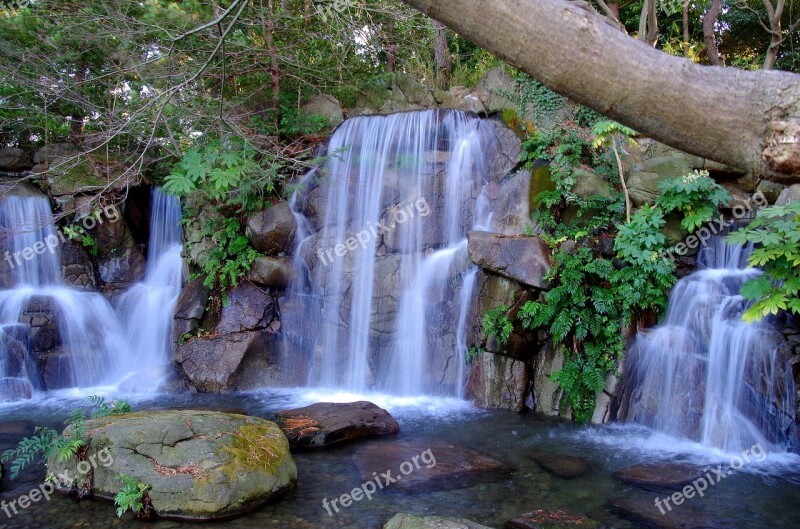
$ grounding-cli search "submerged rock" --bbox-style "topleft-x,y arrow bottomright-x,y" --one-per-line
529,451 -> 590,479
609,497 -> 730,529
353,440 -> 511,493
47,410 -> 296,521
385,513 -> 493,529
615,463 -> 705,491
275,401 -> 399,449
506,509 -> 598,529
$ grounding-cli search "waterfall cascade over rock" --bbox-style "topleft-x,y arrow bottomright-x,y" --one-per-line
0,186 -> 182,401
285,109 -> 494,396
620,235 -> 797,451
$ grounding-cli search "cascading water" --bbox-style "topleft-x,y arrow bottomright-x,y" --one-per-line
0,186 -> 129,400
621,235 -> 796,452
288,109 -> 493,396
113,189 -> 183,389
0,185 -> 184,401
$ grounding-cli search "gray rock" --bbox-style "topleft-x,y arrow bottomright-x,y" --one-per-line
248,256 -> 295,290
47,411 -> 296,521
626,155 -> 693,206
492,170 -> 534,235
756,179 -> 786,204
174,330 -> 271,392
301,94 -> 344,128
172,278 -> 209,341
214,281 -> 273,334
385,514 -> 493,529
775,184 -> 800,206
468,231 -> 551,288
572,167 -> 612,199
33,143 -> 73,164
275,401 -> 399,449
529,451 -> 590,479
609,497 -> 730,529
0,148 -> 32,171
246,202 -> 297,256
466,351 -> 529,412
476,66 -> 518,113
482,119 -> 522,181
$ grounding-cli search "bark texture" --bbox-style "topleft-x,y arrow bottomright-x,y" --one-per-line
401,0 -> 800,183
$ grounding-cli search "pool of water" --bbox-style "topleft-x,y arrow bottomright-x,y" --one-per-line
1,388 -> 799,529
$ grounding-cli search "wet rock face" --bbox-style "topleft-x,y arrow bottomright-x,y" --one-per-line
213,281 -> 274,335
172,278 -> 209,342
47,411 -> 297,522
352,440 -> 511,493
275,401 -> 399,449
0,148 -> 32,172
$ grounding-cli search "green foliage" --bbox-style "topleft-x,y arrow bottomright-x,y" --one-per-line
0,396 -> 132,479
466,345 -> 484,364
482,305 -> 513,347
114,475 -> 150,518
189,216 -> 260,307
727,201 -> 800,322
656,170 -> 732,231
63,225 -> 98,256
591,120 -> 637,149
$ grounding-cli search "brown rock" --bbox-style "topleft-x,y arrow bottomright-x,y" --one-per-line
615,463 -> 705,491
530,451 -> 590,479
352,440 -> 511,492
275,401 -> 399,449
468,231 -> 551,288
609,497 -> 730,529
506,510 -> 598,529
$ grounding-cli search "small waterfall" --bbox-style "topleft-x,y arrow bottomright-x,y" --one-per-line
288,109 -> 492,396
622,235 -> 796,451
0,187 -> 129,399
113,189 -> 183,389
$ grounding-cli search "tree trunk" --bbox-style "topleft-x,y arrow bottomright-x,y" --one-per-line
703,0 -> 722,66
682,0 -> 690,57
432,18 -> 451,90
400,0 -> 800,183
264,0 -> 281,131
638,0 -> 658,46
762,0 -> 785,70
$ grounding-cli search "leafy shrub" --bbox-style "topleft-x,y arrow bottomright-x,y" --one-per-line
115,475 -> 152,519
727,200 -> 800,322
656,169 -> 732,231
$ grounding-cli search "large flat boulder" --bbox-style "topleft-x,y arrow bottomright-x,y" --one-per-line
48,411 -> 296,521
468,231 -> 551,288
275,401 -> 399,449
353,440 -> 511,493
385,513 -> 493,529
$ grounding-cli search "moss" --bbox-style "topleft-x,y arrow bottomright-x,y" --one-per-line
500,108 -> 536,139
218,424 -> 290,476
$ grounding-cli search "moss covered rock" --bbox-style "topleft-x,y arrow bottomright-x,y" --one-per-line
47,410 -> 296,521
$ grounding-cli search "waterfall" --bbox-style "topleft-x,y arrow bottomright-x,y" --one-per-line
0,187 -> 128,400
622,235 -> 796,451
288,109 -> 492,396
113,189 -> 183,389
0,186 -> 184,401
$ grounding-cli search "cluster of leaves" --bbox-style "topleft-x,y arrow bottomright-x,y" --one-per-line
189,216 -> 260,308
655,169 -> 732,231
62,225 -> 98,256
728,200 -> 800,322
482,305 -> 514,347
0,396 -> 131,479
114,474 -> 152,519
